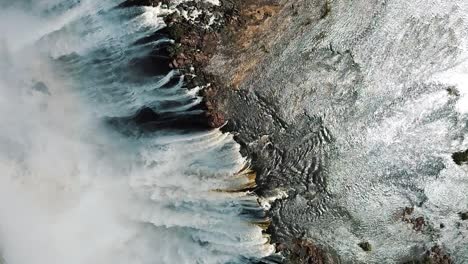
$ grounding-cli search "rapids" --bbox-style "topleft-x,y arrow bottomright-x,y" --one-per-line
0,1 -> 273,263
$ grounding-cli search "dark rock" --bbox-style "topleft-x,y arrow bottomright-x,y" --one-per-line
358,242 -> 372,252
166,23 -> 187,42
412,217 -> 426,232
124,0 -> 236,131
284,239 -> 338,264
452,150 -> 468,165
401,208 -> 426,232
107,107 -> 211,133
128,44 -> 172,76
459,212 -> 468,220
117,0 -> 166,8
424,245 -> 454,264
404,207 -> 415,216
133,107 -> 160,124
446,87 -> 460,97
207,111 -> 225,128
403,245 -> 453,264
139,113 -> 211,132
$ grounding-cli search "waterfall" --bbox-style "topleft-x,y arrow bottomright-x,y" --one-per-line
0,1 -> 273,263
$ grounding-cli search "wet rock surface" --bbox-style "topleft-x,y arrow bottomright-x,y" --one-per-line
209,2 -> 359,261
402,207 -> 427,232
120,0 -> 468,263
358,242 -> 372,252
119,0 -> 234,128
404,246 -> 454,264
112,0 -> 231,131
206,0 -> 468,263
452,149 -> 468,166
119,0 -> 284,130
459,212 -> 468,221
118,0 -> 166,8
280,239 -> 339,264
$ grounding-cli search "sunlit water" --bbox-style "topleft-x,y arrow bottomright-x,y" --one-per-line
2,0 -> 468,263
0,1 -> 273,263
273,1 -> 468,262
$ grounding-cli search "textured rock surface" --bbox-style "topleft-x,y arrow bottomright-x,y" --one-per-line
207,0 -> 468,263
118,0 -> 468,262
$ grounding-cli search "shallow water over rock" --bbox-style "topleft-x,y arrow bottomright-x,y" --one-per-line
213,0 -> 468,262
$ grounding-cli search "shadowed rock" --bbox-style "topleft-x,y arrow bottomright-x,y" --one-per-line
107,106 -> 211,133
452,149 -> 468,165
459,212 -> 468,220
280,239 -> 339,264
133,107 -> 160,124
128,46 -> 172,76
358,242 -> 372,252
405,245 -> 454,264
117,0 -> 166,8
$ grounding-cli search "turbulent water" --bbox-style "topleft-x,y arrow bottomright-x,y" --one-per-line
299,2 -> 468,261
0,1 -> 273,263
2,0 -> 468,263
215,0 -> 468,262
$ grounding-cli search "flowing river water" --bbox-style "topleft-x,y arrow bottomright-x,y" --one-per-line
0,1 -> 274,263
2,0 -> 468,263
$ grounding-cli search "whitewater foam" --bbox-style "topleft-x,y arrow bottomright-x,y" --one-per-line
0,1 -> 273,263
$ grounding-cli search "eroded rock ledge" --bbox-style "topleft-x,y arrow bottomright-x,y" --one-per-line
119,0 -> 282,129
119,0 -> 465,263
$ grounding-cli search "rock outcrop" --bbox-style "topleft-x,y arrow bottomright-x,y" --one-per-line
119,0 -> 468,262
452,149 -> 468,166
205,0 -> 468,263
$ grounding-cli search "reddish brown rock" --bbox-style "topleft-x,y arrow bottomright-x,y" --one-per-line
424,245 -> 454,264
277,239 -> 338,264
401,207 -> 426,232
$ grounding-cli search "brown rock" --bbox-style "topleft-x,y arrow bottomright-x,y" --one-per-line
404,207 -> 415,216
411,217 -> 426,232
401,207 -> 426,232
207,111 -> 225,128
284,239 -> 338,264
424,245 -> 454,264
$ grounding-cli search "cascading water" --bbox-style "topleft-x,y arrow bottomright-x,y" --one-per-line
0,1 -> 274,263
3,0 -> 468,263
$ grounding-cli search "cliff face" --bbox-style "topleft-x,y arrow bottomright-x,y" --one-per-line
208,0 -> 468,263
117,0 -> 468,262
